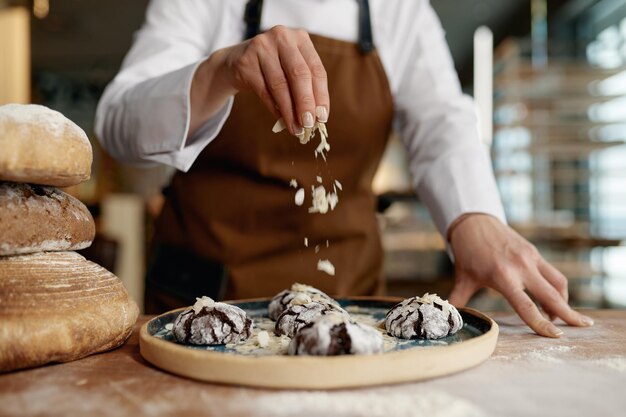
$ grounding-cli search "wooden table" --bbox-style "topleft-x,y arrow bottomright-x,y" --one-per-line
1,311 -> 625,417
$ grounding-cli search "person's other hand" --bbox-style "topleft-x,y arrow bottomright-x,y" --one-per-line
447,213 -> 594,337
193,25 -> 329,137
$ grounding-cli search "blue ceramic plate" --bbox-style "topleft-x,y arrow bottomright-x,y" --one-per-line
146,298 -> 492,356
140,297 -> 498,388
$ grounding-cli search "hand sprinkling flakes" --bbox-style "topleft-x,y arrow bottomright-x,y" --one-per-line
272,118 -> 330,160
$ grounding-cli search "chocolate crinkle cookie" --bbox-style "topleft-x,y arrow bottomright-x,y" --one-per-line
173,296 -> 253,345
289,315 -> 383,356
275,299 -> 348,338
268,283 -> 339,320
385,293 -> 463,340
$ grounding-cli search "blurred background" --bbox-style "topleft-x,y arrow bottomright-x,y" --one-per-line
1,0 -> 624,312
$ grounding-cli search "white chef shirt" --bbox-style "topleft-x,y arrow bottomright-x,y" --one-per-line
95,0 -> 507,239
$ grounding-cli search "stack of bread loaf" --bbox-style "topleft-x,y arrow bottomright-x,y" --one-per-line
0,103 -> 138,372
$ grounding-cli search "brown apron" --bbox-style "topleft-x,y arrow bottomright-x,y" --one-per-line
147,1 -> 393,310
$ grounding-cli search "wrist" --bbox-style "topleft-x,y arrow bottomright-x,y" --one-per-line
188,50 -> 237,137
447,213 -> 496,243
205,48 -> 239,98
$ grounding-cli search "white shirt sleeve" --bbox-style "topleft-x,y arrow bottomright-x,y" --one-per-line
94,0 -> 233,172
388,0 -> 507,237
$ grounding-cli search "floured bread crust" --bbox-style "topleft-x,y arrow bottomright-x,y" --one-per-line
289,315 -> 383,356
274,301 -> 348,338
268,283 -> 339,320
0,104 -> 92,187
385,294 -> 463,340
0,251 -> 139,372
0,182 -> 95,256
173,296 -> 253,345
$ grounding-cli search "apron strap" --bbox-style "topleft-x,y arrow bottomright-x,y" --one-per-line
243,0 -> 375,54
244,0 -> 264,40
356,0 -> 374,54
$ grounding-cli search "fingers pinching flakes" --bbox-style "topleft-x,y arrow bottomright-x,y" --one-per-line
298,38 -> 330,121
258,48 -> 300,134
276,40 -> 315,129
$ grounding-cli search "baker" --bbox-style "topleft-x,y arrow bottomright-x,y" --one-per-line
95,0 -> 593,337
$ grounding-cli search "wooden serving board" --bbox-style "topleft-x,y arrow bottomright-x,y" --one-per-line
139,297 -> 498,389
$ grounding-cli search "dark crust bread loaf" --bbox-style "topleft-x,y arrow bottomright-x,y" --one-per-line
0,104 -> 92,187
0,182 -> 95,256
173,299 -> 253,345
0,251 -> 139,373
288,315 -> 383,356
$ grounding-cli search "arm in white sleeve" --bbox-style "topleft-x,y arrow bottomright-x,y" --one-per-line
392,0 -> 506,238
94,0 -> 233,172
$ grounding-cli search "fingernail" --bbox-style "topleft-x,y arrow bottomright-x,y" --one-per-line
546,322 -> 564,338
293,125 -> 304,136
580,315 -> 594,326
316,106 -> 328,122
302,112 -> 314,128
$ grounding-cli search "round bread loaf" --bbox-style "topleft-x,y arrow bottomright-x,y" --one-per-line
289,315 -> 383,356
0,182 -> 95,256
0,104 -> 92,187
385,293 -> 463,340
0,251 -> 139,373
268,283 -> 339,321
275,299 -> 349,338
173,296 -> 253,345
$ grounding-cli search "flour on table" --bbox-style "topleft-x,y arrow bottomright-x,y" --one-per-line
491,345 -> 573,363
223,386 -> 487,417
589,357 -> 626,373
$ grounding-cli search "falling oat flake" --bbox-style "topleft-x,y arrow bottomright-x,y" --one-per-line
294,188 -> 305,206
317,259 -> 336,276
